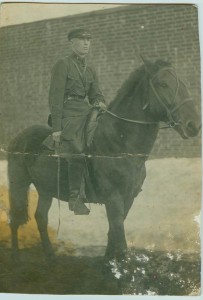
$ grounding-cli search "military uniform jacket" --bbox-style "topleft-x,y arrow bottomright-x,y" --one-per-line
49,52 -> 105,142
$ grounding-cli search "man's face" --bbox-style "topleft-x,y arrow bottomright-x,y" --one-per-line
71,37 -> 91,56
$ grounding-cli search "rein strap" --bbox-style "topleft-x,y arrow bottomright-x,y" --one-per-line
106,109 -> 158,125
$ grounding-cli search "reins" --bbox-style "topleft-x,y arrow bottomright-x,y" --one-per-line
105,109 -> 176,129
105,109 -> 158,125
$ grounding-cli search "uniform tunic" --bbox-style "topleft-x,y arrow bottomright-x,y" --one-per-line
49,52 -> 105,153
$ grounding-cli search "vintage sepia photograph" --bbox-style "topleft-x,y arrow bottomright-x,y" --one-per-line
0,1 -> 201,296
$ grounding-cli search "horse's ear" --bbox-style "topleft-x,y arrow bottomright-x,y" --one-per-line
139,55 -> 151,110
140,55 -> 154,77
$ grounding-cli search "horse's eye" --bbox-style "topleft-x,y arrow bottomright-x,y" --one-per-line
160,82 -> 167,88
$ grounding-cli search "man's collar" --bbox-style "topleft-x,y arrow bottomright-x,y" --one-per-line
71,51 -> 86,66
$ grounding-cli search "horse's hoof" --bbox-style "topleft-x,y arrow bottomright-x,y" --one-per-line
45,252 -> 57,265
103,257 -> 119,274
115,250 -> 128,263
11,251 -> 20,265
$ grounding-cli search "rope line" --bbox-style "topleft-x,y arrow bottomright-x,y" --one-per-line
56,155 -> 61,237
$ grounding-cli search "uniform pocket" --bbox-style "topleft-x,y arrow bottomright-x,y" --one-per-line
65,74 -> 81,98
66,74 -> 76,91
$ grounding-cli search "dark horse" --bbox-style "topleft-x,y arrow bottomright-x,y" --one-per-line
8,59 -> 200,262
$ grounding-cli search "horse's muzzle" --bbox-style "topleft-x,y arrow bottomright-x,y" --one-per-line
185,120 -> 201,137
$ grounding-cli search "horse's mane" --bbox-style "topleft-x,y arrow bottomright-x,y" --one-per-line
109,59 -> 172,111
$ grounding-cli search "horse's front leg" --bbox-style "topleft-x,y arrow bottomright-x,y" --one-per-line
105,193 -> 127,261
35,193 -> 54,260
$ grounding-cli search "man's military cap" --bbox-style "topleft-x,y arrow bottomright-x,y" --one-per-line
68,28 -> 92,41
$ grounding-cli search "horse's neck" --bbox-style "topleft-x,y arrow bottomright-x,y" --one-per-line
93,74 -> 159,156
93,108 -> 159,157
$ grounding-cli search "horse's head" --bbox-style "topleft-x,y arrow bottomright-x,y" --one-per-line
142,58 -> 201,138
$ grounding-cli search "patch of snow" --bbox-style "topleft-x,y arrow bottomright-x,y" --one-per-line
109,259 -> 122,279
146,290 -> 157,295
176,250 -> 182,261
114,271 -> 122,279
135,253 -> 149,262
167,252 -> 174,260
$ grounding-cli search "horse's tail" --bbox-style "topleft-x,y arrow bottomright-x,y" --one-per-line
7,125 -> 51,226
8,151 -> 31,226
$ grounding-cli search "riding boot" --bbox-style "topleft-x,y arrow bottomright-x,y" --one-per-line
68,157 -> 90,215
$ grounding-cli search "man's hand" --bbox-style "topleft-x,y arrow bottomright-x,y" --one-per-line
52,131 -> 62,143
96,101 -> 107,112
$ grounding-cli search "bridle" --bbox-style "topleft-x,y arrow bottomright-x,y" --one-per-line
106,67 -> 193,129
149,67 -> 193,128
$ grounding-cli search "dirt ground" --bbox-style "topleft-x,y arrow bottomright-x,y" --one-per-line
0,158 -> 201,295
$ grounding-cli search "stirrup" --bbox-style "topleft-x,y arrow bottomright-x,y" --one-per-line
74,198 -> 90,215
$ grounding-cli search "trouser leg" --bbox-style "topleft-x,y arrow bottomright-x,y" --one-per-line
68,156 -> 84,199
67,155 -> 90,215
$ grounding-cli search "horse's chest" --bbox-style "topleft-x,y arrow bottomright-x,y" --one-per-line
92,157 -> 146,197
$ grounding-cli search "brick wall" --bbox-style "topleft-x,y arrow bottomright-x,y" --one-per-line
0,4 -> 201,158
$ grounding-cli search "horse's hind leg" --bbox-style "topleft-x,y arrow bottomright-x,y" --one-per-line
10,222 -> 20,262
35,193 -> 54,260
9,182 -> 31,262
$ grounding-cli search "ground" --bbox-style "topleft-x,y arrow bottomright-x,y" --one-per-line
0,158 -> 201,295
0,244 -> 200,295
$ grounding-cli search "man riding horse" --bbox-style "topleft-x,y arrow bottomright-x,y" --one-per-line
44,28 -> 107,215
